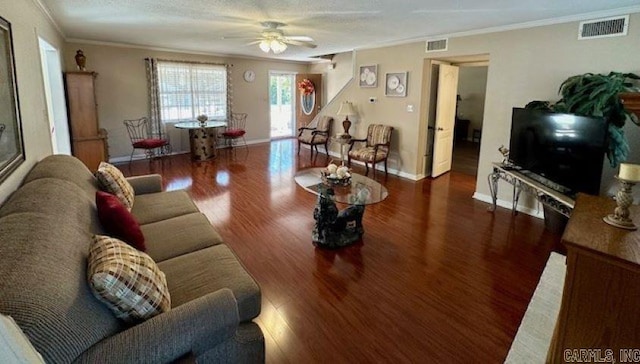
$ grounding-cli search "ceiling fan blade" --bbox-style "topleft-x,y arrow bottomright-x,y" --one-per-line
246,40 -> 263,46
285,36 -> 314,42
221,35 -> 257,40
283,39 -> 317,49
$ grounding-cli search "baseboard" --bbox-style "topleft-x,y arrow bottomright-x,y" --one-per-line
325,150 -> 421,181
473,192 -> 544,219
109,138 -> 272,164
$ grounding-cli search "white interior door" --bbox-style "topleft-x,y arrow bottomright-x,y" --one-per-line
38,37 -> 71,155
431,64 -> 459,178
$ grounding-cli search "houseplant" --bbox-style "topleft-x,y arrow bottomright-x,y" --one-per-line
526,72 -> 640,167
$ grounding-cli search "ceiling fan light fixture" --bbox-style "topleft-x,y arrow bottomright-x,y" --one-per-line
259,40 -> 271,52
271,40 -> 287,54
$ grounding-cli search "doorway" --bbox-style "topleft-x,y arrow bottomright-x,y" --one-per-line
420,56 -> 489,183
269,72 -> 295,139
452,65 -> 488,176
38,37 -> 71,154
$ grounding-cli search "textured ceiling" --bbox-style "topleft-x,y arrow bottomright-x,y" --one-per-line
40,0 -> 640,61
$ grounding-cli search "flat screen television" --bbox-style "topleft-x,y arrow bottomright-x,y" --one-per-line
509,108 -> 608,196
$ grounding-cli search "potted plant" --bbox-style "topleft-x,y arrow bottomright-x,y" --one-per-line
526,72 -> 640,167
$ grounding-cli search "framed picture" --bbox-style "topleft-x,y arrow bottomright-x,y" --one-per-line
358,64 -> 377,88
0,16 -> 24,183
385,72 -> 408,97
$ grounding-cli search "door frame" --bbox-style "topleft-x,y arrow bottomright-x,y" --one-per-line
268,70 -> 297,139
418,54 -> 490,178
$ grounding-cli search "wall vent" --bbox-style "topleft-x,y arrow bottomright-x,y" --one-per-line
578,15 -> 628,40
425,38 -> 448,53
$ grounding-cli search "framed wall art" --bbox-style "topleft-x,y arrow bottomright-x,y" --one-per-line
359,64 -> 377,88
0,16 -> 24,183
385,72 -> 408,97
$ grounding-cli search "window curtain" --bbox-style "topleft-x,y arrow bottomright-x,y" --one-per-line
226,64 -> 233,120
144,58 -> 164,138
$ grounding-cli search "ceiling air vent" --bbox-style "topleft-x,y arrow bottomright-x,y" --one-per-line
578,15 -> 628,40
425,38 -> 448,53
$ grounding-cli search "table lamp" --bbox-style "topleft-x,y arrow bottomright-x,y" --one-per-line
336,101 -> 355,137
603,163 -> 640,230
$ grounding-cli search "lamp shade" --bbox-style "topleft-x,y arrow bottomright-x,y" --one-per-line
337,101 -> 355,116
619,163 -> 640,182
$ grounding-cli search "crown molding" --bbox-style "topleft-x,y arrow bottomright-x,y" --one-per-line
31,0 -> 66,37
355,6 -> 640,52
65,38 -> 314,64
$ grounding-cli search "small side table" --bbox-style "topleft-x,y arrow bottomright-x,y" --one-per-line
331,135 -> 351,165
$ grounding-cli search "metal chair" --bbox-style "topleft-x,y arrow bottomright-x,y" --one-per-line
297,116 -> 333,160
221,113 -> 248,149
348,124 -> 394,176
123,117 -> 171,163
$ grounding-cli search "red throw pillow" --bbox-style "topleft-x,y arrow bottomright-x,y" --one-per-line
96,191 -> 146,251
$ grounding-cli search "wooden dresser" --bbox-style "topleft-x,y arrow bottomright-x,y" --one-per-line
65,72 -> 108,171
548,193 -> 640,362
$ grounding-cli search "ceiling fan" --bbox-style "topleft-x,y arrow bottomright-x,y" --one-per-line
224,21 -> 317,54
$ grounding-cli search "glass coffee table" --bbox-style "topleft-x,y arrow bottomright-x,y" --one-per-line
294,168 -> 388,248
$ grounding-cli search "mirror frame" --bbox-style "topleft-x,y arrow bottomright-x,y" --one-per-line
0,15 -> 24,183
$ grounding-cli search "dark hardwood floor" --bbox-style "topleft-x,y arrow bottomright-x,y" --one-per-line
122,139 -> 562,363
452,140 -> 480,176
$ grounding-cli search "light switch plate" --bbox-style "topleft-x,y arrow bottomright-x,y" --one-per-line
407,104 -> 414,112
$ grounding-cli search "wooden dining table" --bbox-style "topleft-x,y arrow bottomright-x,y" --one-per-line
174,120 -> 227,161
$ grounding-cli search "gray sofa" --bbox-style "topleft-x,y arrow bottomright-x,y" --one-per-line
0,155 -> 264,363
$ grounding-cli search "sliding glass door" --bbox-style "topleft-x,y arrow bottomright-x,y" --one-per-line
269,72 -> 295,138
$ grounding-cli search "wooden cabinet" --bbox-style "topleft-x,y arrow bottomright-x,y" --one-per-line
548,194 -> 640,363
65,72 -> 108,171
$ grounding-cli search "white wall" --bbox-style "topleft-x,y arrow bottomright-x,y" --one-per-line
0,0 -> 65,203
309,51 -> 354,108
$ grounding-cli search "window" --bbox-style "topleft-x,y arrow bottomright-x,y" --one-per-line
157,61 -> 227,122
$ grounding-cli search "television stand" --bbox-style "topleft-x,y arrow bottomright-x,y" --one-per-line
488,163 -> 575,217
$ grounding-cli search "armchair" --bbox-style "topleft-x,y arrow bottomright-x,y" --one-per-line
297,116 -> 333,159
348,124 -> 394,176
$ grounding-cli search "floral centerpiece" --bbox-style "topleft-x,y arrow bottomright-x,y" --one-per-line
321,162 -> 351,186
298,79 -> 315,95
197,114 -> 208,126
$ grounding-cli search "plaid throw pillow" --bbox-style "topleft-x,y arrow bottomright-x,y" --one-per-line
95,162 -> 135,210
87,235 -> 171,322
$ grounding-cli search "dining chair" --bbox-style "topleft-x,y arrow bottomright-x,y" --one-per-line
123,117 -> 171,163
297,116 -> 333,160
221,113 -> 248,149
348,124 -> 394,176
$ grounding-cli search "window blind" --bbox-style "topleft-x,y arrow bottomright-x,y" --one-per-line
157,61 -> 227,122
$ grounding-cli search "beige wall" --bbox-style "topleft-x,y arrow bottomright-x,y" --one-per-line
436,14 -> 640,205
325,12 -> 640,203
457,66 -> 488,138
324,43 -> 426,178
63,43 -> 308,160
309,51 -> 354,107
0,0 -> 65,203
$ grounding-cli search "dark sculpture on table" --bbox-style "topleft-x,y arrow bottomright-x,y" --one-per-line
312,185 -> 364,248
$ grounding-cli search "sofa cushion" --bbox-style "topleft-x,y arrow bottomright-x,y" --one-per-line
95,162 -> 135,210
0,178 -> 104,235
158,245 -> 261,322
142,212 -> 223,262
96,191 -> 145,251
88,235 -> 171,323
131,190 -> 199,225
21,154 -> 99,199
0,213 -> 122,364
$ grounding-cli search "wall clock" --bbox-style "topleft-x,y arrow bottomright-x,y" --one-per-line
243,70 -> 256,82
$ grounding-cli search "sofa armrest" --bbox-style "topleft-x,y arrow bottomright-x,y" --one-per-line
75,289 -> 239,364
127,174 -> 163,195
